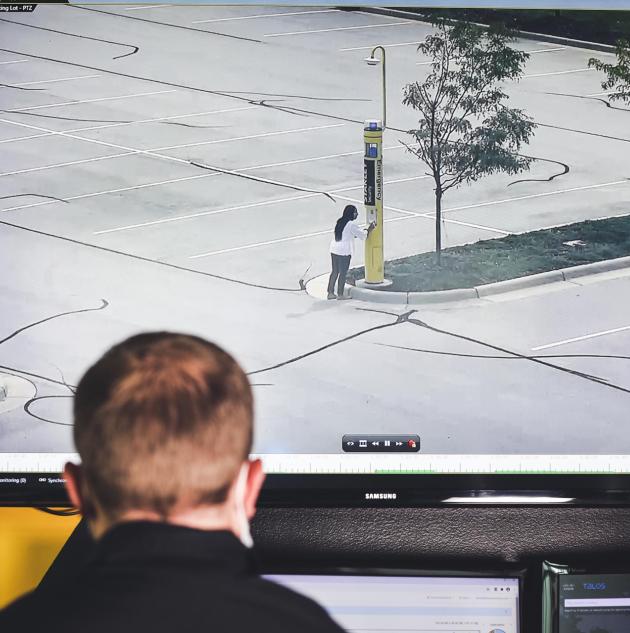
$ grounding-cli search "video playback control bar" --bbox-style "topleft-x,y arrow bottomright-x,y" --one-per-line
342,435 -> 421,453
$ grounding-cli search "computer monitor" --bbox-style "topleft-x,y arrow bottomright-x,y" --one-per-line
265,572 -> 521,633
1,3 -> 629,504
543,562 -> 630,633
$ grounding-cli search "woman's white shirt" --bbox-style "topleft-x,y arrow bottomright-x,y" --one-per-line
330,220 -> 368,256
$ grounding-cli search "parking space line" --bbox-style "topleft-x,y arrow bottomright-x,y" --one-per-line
123,5 -> 166,9
242,144 -> 404,170
1,173 -> 222,213
341,41 -> 421,51
338,194 -> 509,235
189,177 -> 629,258
149,123 -> 344,152
0,116 -> 198,171
0,151 -> 134,178
190,229 -> 335,258
192,9 -> 339,24
265,22 -> 412,37
532,325 -> 630,351
7,75 -> 100,87
7,90 -> 176,113
417,46 -> 566,65
586,90 -> 625,97
97,193 -> 319,235
441,179 -> 629,215
188,194 -> 508,260
0,144 -> 404,214
0,59 -> 29,65
0,106 -> 258,145
0,120 -> 344,178
523,47 -> 566,53
522,68 -> 595,79
94,176 -> 429,235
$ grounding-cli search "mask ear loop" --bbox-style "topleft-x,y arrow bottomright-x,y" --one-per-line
234,464 -> 254,549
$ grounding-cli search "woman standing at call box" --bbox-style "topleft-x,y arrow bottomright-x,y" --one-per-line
327,205 -> 375,300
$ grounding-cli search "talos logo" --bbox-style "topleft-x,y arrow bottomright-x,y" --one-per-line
365,492 -> 397,500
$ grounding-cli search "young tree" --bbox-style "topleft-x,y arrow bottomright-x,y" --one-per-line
589,39 -> 630,103
402,20 -> 537,264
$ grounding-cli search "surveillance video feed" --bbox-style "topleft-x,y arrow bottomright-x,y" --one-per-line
1,4 -> 630,476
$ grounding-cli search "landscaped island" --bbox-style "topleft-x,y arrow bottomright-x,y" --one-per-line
348,215 -> 630,292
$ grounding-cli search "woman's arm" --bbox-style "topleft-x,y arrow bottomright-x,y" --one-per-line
350,221 -> 376,241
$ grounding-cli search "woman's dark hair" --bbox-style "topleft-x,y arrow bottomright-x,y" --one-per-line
334,205 -> 358,241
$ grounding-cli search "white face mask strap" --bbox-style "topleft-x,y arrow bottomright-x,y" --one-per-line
234,463 -> 254,549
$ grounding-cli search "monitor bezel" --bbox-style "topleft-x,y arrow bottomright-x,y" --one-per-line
4,472 -> 630,507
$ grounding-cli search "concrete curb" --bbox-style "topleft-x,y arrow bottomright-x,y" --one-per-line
329,255 -> 630,305
359,7 -> 617,54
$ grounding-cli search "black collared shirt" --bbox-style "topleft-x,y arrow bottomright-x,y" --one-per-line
0,521 -> 346,633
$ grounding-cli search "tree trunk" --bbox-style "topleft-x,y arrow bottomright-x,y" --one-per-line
435,188 -> 442,266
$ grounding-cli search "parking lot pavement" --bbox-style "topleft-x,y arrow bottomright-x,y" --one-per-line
1,6 -> 629,460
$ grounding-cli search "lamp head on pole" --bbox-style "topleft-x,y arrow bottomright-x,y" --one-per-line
364,55 -> 380,66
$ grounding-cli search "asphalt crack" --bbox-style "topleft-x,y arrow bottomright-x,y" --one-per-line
71,6 -> 262,45
0,18 -> 139,59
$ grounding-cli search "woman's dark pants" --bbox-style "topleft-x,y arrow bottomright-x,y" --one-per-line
328,254 -> 351,296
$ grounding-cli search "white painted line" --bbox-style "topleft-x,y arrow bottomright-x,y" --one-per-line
0,122 -> 344,178
524,46 -> 566,54
0,106 -> 258,145
338,195 -> 509,235
188,191 -> 506,260
0,151 -> 134,178
341,41 -> 421,51
586,90 -> 627,98
123,5 -> 166,10
0,144 -> 403,214
7,75 -> 100,87
368,42 -> 566,55
240,144 -> 404,171
193,9 -> 339,24
415,47 -> 566,65
97,193 -> 317,235
190,229 -> 334,258
522,68 -> 595,79
441,179 -> 629,215
7,90 -> 176,113
94,176 -> 429,235
189,177 -> 629,258
265,21 -> 412,37
148,123 -> 344,153
532,325 -> 630,351
0,59 -> 29,65
0,116 -> 197,172
1,172 -> 222,213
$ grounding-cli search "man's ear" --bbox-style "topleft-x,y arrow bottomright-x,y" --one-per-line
64,462 -> 85,513
243,459 -> 265,520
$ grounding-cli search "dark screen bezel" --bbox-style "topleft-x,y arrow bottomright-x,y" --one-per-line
4,472 -> 630,507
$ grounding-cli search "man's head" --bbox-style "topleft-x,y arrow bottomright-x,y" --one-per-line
65,332 -> 264,539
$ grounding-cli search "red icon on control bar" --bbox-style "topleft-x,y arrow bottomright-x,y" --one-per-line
407,439 -> 417,448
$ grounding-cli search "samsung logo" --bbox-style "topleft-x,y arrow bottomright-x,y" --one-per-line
365,493 -> 397,500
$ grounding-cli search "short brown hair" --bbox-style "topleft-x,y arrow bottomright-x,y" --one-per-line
73,332 -> 253,520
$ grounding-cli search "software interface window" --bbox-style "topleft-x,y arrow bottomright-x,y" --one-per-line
1,5 -> 629,476
559,574 -> 630,633
266,575 -> 520,633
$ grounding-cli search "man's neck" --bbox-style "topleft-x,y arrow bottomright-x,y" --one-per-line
91,505 -> 240,541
